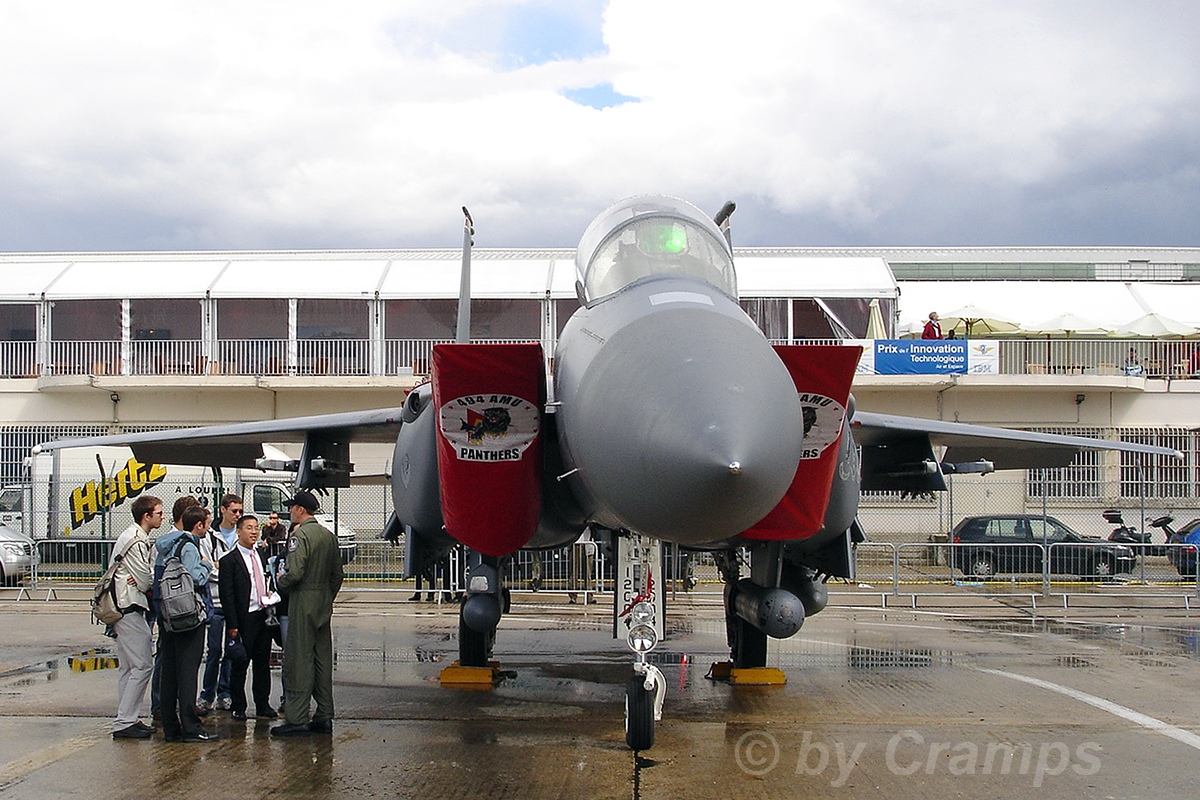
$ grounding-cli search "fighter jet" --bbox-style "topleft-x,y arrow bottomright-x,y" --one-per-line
33,195 -> 1179,750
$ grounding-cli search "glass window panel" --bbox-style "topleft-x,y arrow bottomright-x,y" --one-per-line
792,299 -> 839,339
470,299 -> 538,339
740,297 -> 788,340
51,299 -> 120,340
0,305 -> 36,342
297,298 -> 367,339
130,298 -> 201,339
385,299 -> 457,339
555,299 -> 580,336
385,299 -> 540,340
217,299 -> 288,339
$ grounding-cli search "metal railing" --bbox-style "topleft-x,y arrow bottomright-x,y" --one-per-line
0,341 -> 37,378
47,341 -> 122,376
23,337 -> 1200,379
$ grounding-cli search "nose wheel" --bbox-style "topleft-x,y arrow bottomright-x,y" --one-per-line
625,662 -> 665,751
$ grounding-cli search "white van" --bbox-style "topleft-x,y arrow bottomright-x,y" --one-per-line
20,446 -> 357,564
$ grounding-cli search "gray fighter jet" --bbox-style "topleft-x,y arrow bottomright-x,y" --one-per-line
34,195 -> 1179,750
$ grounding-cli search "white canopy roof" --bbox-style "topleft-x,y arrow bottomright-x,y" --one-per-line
0,249 -> 898,303
897,281 -> 1200,332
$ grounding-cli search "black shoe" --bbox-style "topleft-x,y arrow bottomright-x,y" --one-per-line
230,710 -> 247,721
181,730 -> 219,743
134,720 -> 158,733
308,719 -> 333,734
162,733 -> 182,742
112,724 -> 152,740
271,723 -> 312,738
408,593 -> 421,601
256,707 -> 279,719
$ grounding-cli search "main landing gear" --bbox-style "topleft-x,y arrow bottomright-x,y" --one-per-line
711,545 -> 826,683
441,552 -> 507,686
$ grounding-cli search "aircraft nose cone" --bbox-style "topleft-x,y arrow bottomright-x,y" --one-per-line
567,308 -> 803,543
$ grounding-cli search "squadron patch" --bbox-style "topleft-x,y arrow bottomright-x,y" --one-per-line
797,392 -> 846,460
287,536 -> 298,552
438,394 -> 540,462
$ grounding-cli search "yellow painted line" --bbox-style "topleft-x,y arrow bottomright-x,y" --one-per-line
0,732 -> 106,789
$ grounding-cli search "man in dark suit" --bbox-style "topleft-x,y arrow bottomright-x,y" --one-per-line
218,514 -> 279,721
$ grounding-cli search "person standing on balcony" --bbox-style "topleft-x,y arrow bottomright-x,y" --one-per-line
922,312 -> 943,340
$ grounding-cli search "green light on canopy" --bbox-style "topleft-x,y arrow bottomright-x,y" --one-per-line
640,221 -> 687,255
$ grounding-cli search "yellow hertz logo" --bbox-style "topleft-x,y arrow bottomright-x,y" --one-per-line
67,458 -> 167,532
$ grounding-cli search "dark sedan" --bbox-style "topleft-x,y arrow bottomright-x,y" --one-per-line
950,515 -> 1136,579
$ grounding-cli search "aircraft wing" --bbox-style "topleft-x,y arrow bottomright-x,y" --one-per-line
32,407 -> 405,471
852,410 -> 1181,471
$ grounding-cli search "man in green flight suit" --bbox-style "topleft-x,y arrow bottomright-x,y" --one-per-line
270,490 -> 344,738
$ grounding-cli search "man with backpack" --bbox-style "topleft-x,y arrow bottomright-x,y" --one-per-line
109,495 -> 163,740
153,505 -> 218,742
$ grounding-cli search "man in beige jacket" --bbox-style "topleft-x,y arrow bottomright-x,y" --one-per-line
110,494 -> 163,739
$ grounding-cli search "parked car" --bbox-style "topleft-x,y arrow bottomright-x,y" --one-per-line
950,515 -> 1136,579
0,522 -> 35,586
1151,516 -> 1200,577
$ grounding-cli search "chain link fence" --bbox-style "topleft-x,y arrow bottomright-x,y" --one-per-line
8,469 -> 1200,602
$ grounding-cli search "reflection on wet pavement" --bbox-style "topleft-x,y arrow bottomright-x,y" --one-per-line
2,597 -> 1200,798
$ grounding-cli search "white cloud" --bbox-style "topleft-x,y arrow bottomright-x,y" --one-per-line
0,0 -> 1197,250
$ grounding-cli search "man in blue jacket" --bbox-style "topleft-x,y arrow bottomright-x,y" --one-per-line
153,505 -> 218,743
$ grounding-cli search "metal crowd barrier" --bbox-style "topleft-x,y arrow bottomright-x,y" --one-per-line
10,537 -> 1198,605
851,540 -> 1200,598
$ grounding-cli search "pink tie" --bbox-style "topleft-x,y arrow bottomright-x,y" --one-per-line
252,556 -> 266,601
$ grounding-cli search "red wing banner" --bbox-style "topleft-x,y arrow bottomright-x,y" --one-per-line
432,343 -> 545,556
741,344 -> 863,541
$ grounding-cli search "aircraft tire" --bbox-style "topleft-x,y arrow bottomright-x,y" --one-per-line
733,616 -> 769,669
459,615 -> 489,667
625,674 -> 654,751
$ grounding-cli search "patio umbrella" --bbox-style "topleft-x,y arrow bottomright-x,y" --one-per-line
1114,312 -> 1199,338
1022,312 -> 1110,374
940,304 -> 1020,338
1022,312 -> 1110,336
865,298 -> 887,339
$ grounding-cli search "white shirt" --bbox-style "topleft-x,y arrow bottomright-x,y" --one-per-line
237,543 -> 267,613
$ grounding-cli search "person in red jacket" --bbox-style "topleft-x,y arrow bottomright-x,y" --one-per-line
922,312 -> 943,340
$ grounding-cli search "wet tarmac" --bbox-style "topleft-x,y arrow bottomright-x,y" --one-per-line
1,586 -> 1199,798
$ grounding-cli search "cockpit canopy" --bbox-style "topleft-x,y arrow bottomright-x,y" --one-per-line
575,196 -> 737,305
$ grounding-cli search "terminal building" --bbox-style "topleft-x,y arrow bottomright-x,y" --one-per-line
1,245 -> 1199,543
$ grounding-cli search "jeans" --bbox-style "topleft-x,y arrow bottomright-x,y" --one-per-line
199,610 -> 231,702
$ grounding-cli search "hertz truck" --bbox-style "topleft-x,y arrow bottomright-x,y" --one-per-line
17,446 -> 357,570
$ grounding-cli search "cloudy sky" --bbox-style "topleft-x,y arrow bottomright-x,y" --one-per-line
1,0 -> 1197,252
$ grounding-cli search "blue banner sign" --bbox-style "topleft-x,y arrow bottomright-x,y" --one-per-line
853,340 -> 1000,375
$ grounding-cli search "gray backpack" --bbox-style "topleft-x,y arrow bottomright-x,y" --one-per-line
158,538 -> 207,633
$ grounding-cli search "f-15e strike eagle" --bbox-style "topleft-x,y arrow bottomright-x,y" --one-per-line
35,195 -> 1178,750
